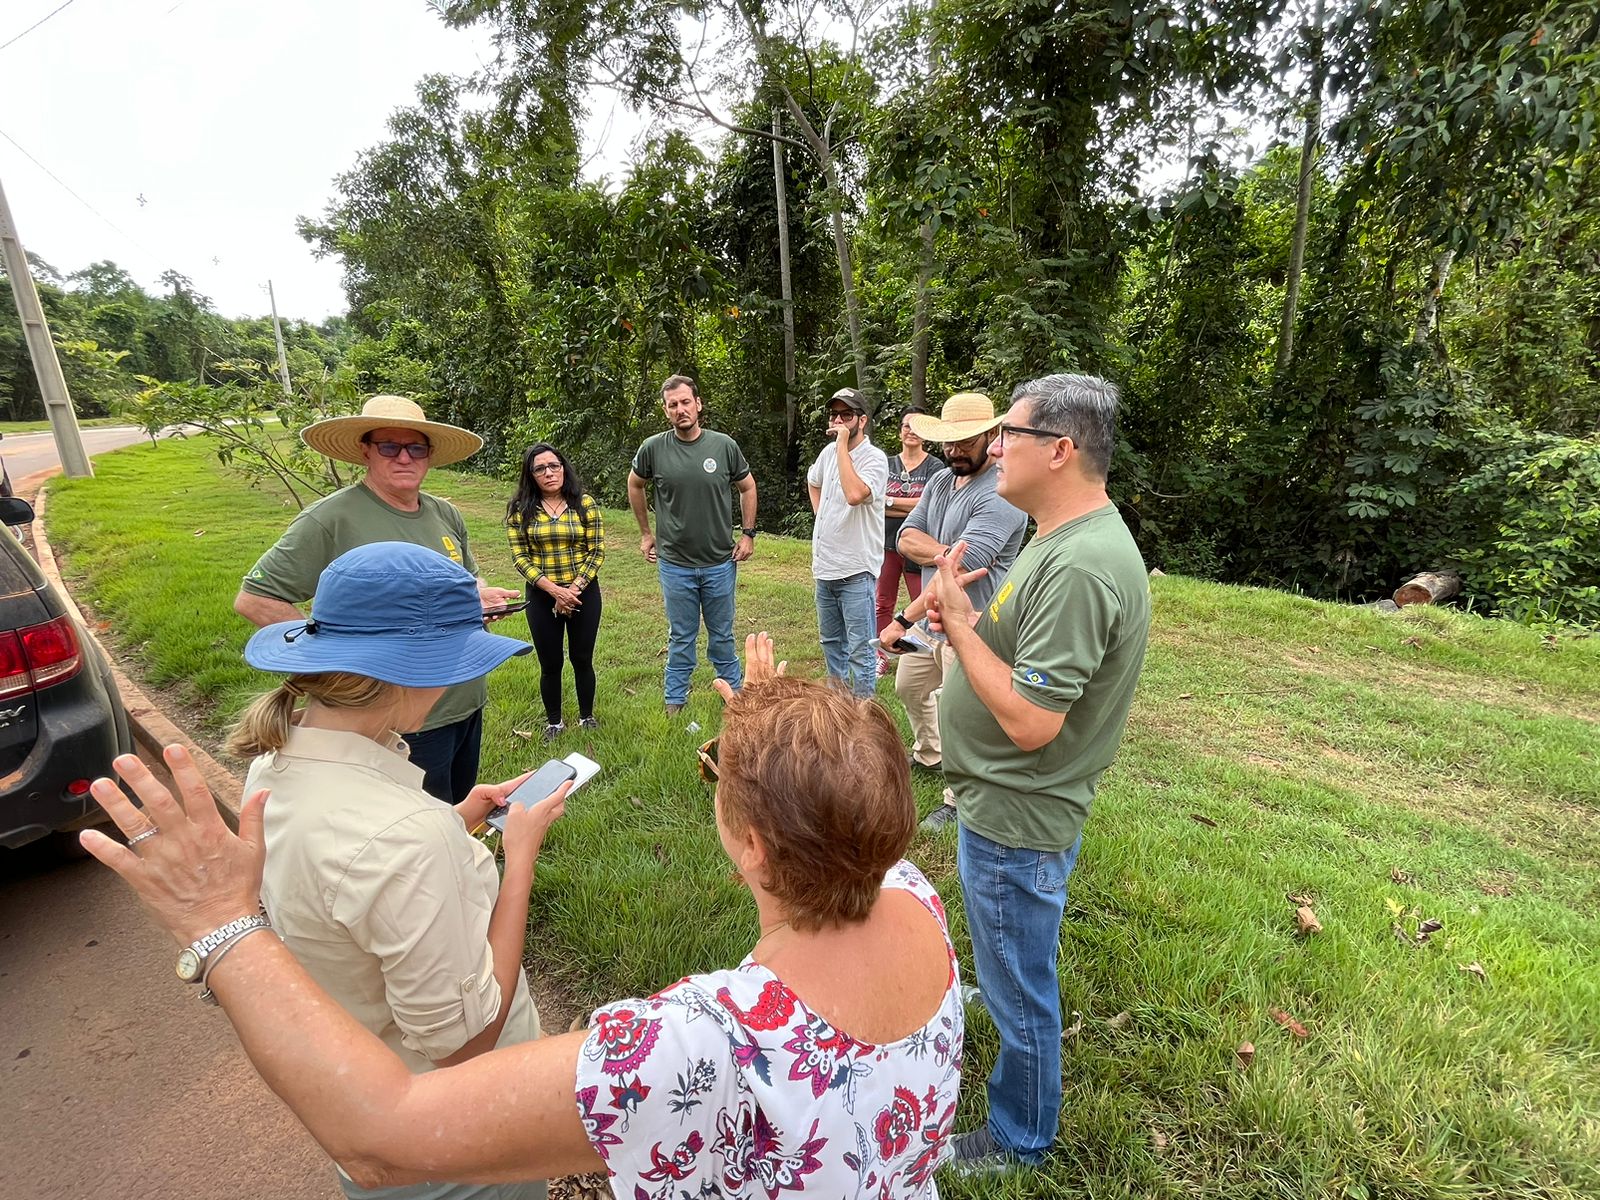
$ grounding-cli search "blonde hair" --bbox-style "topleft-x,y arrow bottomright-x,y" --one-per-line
226,672 -> 399,757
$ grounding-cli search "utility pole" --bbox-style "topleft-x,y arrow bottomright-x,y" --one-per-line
267,279 -> 292,400
0,173 -> 92,477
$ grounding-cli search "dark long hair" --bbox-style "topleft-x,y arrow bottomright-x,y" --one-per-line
507,442 -> 584,525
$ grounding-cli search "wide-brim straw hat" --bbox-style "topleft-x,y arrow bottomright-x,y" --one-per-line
302,395 -> 484,467
906,392 -> 1003,442
245,542 -> 529,687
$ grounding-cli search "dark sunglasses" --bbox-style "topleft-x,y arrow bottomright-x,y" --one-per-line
997,423 -> 1071,448
697,737 -> 720,783
364,438 -> 432,459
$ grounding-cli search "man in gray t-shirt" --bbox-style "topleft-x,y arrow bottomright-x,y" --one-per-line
627,374 -> 759,713
878,393 -> 1027,827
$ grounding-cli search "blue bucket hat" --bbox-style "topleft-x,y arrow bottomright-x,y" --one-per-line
245,542 -> 530,687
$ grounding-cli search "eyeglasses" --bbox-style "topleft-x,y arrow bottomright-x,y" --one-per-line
532,463 -> 563,475
827,408 -> 858,419
697,737 -> 719,783
364,439 -> 432,459
997,423 -> 1071,448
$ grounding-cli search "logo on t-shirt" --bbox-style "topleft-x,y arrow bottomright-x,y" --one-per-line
441,535 -> 464,564
989,579 -> 1015,622
1021,668 -> 1050,687
702,458 -> 718,473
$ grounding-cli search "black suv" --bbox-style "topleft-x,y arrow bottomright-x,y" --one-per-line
0,496 -> 132,849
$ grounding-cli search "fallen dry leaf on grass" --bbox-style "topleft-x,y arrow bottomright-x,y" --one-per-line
511,729 -> 534,740
1390,867 -> 1412,884
1385,897 -> 1405,916
1287,891 -> 1315,907
1235,1041 -> 1255,1069
1459,961 -> 1488,981
1178,692 -> 1194,700
1295,906 -> 1323,936
192,528 -> 206,537
1189,813 -> 1219,828
1061,1011 -> 1084,1041
1150,1127 -> 1170,1153
1105,1011 -> 1132,1031
1402,636 -> 1423,648
1270,1009 -> 1310,1039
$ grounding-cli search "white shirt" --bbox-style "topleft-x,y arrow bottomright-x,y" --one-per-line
807,436 -> 889,580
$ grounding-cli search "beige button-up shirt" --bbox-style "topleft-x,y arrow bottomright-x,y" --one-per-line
253,726 -> 540,1073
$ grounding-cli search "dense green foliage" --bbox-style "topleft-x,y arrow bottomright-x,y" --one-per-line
0,256 -> 351,420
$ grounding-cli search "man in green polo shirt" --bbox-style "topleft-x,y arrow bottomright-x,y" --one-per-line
926,373 -> 1151,1177
234,395 -> 519,803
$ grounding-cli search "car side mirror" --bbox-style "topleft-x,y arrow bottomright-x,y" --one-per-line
1,496 -> 35,527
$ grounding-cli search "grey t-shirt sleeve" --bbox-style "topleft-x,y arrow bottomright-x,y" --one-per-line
958,486 -> 1029,572
240,510 -> 334,603
896,469 -> 949,549
631,437 -> 655,479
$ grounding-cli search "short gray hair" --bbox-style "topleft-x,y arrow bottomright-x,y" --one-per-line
1010,373 -> 1119,480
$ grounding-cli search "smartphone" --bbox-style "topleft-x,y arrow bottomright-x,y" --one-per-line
484,752 -> 602,831
874,628 -> 933,655
483,600 -> 531,619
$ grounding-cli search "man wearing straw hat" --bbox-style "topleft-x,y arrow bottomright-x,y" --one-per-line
233,395 -> 520,803
878,392 -> 1027,823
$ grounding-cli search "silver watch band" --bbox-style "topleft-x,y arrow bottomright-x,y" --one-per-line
198,924 -> 275,1005
188,912 -> 271,965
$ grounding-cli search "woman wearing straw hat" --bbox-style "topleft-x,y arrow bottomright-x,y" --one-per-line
226,540 -> 564,1200
233,395 -> 521,805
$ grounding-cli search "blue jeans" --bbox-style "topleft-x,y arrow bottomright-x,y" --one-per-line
658,559 -> 742,705
815,571 -> 878,699
957,823 -> 1083,1163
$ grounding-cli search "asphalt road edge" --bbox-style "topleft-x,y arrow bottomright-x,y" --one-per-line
29,483 -> 245,825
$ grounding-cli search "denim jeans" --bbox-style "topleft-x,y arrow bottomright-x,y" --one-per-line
658,559 -> 741,705
815,571 -> 878,699
957,822 -> 1083,1163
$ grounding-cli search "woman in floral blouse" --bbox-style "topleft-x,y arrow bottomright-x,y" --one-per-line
82,635 -> 964,1199
506,442 -> 605,740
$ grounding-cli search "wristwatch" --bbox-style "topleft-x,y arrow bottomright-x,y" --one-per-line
893,610 -> 912,628
176,913 -> 272,983
742,527 -> 758,539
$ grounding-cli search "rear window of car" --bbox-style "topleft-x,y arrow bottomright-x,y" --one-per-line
0,537 -> 38,595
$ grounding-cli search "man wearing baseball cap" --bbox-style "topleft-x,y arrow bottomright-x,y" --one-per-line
233,395 -> 520,803
878,391 -> 1027,811
806,387 -> 890,698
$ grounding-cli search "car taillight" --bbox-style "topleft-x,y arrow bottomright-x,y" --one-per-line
18,615 -> 83,690
0,630 -> 29,699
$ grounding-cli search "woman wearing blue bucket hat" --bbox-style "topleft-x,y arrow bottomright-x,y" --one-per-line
223,541 -> 563,1200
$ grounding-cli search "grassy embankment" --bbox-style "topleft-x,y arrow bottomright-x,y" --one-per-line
1,417 -> 131,434
45,437 -> 1600,1200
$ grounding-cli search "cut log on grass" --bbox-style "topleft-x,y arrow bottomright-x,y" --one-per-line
1393,570 -> 1462,608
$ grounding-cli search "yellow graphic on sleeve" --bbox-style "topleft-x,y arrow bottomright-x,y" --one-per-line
989,579 -> 1014,623
441,535 -> 465,564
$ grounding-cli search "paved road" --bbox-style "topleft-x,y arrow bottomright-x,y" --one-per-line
2,425 -> 152,488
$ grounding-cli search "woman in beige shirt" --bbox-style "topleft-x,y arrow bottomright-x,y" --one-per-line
223,541 -> 567,1200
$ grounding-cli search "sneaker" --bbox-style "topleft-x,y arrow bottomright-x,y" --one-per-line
907,753 -> 942,773
943,1127 -> 1022,1178
578,716 -> 600,730
919,803 -> 958,833
665,703 -> 685,716
543,722 -> 565,742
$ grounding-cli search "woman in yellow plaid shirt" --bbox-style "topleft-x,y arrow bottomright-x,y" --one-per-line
505,443 -> 605,740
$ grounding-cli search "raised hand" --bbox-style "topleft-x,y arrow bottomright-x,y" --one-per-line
714,632 -> 787,700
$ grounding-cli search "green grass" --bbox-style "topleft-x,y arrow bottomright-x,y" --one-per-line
45,437 -> 1600,1200
1,416 -> 130,434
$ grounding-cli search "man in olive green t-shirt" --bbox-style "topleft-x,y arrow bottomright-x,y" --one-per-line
626,375 -> 759,713
925,374 -> 1151,1177
234,396 -> 519,803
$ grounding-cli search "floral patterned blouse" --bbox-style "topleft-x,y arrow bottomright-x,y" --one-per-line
574,861 -> 964,1199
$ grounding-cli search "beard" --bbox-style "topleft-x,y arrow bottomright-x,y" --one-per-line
947,444 -> 988,476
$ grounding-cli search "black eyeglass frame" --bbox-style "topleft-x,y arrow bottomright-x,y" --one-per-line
997,423 -> 1073,449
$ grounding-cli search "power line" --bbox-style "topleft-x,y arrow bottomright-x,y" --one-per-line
0,0 -> 82,55
0,124 -> 149,253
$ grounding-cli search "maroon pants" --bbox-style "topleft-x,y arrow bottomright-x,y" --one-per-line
875,549 -> 924,635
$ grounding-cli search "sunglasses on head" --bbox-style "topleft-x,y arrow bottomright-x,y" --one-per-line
364,438 -> 432,459
697,737 -> 719,783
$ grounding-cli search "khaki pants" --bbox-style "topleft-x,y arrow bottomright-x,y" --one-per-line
895,642 -> 955,767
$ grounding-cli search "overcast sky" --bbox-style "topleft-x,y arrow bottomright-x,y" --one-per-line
0,0 -> 650,322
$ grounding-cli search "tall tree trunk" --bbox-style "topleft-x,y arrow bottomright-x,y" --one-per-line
1275,0 -> 1326,382
1413,248 -> 1457,345
772,108 -> 798,451
909,218 -> 935,408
